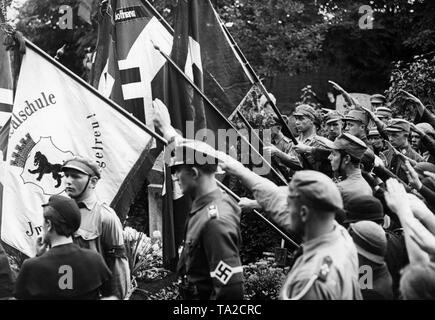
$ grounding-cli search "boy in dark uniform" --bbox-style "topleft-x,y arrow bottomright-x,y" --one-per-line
152,99 -> 244,300
14,195 -> 112,300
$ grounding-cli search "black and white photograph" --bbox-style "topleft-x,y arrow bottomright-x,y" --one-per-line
0,0 -> 435,310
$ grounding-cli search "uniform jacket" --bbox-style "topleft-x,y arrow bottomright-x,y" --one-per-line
251,176 -> 362,300
336,170 -> 373,208
177,188 -> 243,300
382,143 -> 424,182
73,193 -> 130,299
14,243 -> 111,300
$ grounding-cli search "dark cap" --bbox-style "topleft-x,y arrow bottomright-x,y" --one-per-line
324,111 -> 342,124
349,221 -> 387,264
42,195 -> 81,232
289,170 -> 343,211
361,148 -> 375,172
293,104 -> 316,120
169,139 -> 223,170
385,119 -> 410,133
344,195 -> 384,224
343,109 -> 369,126
62,156 -> 101,179
332,133 -> 368,160
370,94 -> 387,104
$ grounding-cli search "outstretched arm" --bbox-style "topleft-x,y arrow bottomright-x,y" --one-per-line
384,179 -> 430,265
328,81 -> 357,109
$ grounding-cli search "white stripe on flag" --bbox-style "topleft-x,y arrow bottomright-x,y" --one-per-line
0,88 -> 13,105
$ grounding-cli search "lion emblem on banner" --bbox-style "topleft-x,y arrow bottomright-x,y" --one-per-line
28,151 -> 64,188
11,134 -> 75,195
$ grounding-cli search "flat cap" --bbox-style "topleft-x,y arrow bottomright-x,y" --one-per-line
344,195 -> 384,224
324,111 -> 342,124
289,170 -> 343,212
375,107 -> 392,118
293,104 -> 316,120
370,94 -> 387,104
367,127 -> 381,137
42,195 -> 81,232
385,119 -> 410,133
349,221 -> 387,264
62,156 -> 101,179
332,133 -> 368,160
343,109 -> 369,126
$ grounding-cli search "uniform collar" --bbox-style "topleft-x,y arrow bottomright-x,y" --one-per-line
190,188 -> 222,215
297,132 -> 316,144
346,168 -> 363,180
302,222 -> 342,254
77,192 -> 98,211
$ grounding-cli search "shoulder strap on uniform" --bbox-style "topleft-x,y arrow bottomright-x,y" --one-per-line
285,256 -> 333,300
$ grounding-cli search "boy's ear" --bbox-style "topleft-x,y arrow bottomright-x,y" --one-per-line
191,167 -> 200,179
300,205 -> 309,223
89,176 -> 99,189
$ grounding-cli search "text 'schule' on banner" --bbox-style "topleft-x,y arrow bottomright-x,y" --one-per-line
1,46 -> 152,257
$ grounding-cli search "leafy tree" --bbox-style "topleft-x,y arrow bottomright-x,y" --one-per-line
15,0 -> 98,78
386,52 -> 435,120
216,0 -> 329,78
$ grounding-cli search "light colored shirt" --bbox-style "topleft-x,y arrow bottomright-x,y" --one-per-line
251,175 -> 362,300
74,193 -> 130,299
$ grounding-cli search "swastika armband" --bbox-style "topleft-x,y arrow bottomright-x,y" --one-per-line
210,261 -> 243,285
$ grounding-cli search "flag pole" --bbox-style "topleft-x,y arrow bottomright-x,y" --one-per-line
216,16 -> 314,169
152,42 -> 288,186
141,0 -> 174,33
215,11 -> 299,144
24,39 -> 168,146
216,180 -> 299,248
25,39 -> 299,249
142,0 -> 283,177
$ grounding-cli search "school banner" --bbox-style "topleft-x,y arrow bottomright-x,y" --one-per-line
0,44 -> 153,257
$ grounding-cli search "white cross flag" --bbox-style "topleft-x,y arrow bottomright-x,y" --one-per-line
0,44 -> 153,257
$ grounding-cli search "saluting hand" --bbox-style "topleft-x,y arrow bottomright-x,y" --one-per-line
151,99 -> 180,141
218,153 -> 245,176
410,123 -> 425,137
328,80 -> 345,93
405,161 -> 423,191
359,105 -> 376,119
238,197 -> 261,212
400,90 -> 424,106
384,178 -> 413,220
407,218 -> 435,260
424,171 -> 435,181
263,145 -> 280,157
